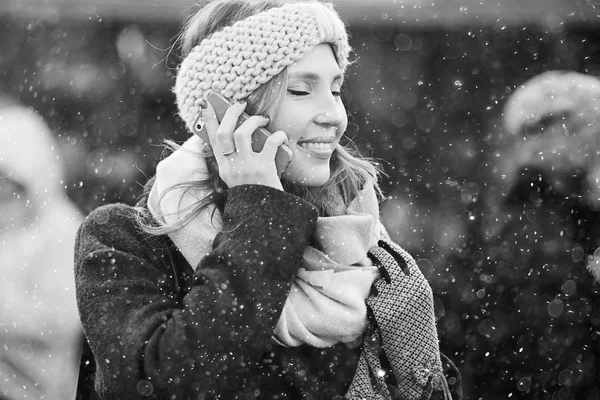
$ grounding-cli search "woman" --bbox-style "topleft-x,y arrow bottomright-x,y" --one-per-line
1,93 -> 82,400
74,1 -> 462,399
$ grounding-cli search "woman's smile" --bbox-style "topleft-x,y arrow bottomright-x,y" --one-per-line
297,136 -> 337,160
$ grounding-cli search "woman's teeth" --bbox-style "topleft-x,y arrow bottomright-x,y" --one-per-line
300,142 -> 333,150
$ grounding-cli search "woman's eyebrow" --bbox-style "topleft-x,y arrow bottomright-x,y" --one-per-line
288,71 -> 344,83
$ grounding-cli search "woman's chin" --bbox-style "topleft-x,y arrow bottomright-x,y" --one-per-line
282,168 -> 331,188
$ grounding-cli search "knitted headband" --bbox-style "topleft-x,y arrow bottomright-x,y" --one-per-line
174,1 -> 351,133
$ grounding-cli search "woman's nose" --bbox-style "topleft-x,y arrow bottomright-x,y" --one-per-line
314,93 -> 344,127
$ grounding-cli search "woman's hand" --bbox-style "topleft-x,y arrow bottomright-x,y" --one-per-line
203,100 -> 288,190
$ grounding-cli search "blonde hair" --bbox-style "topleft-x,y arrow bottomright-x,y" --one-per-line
138,0 -> 382,234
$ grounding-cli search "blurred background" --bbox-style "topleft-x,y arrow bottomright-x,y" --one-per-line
1,0 -> 599,398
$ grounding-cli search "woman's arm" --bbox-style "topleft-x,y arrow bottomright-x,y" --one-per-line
75,184 -> 317,399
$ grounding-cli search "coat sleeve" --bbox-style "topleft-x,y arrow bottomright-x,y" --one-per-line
74,185 -> 318,399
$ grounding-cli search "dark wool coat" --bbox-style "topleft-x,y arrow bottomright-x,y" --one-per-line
74,184 -> 461,400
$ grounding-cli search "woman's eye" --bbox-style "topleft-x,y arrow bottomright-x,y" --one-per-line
287,89 -> 309,96
332,91 -> 341,97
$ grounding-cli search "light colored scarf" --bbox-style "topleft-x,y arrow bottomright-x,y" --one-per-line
148,136 -> 386,347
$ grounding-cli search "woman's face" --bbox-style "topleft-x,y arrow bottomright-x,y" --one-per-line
267,43 -> 347,187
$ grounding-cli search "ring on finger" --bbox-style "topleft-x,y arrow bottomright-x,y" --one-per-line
221,148 -> 236,156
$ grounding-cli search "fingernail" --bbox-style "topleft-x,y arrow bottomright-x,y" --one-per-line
201,104 -> 210,116
261,114 -> 270,121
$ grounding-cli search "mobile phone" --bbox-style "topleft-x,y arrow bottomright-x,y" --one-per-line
192,91 -> 293,176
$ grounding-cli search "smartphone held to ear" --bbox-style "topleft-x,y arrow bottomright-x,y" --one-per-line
192,92 -> 293,176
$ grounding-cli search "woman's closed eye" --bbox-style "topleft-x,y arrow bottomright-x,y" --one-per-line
287,89 -> 342,97
287,89 -> 309,96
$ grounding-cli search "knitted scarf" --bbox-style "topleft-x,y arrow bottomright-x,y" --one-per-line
148,136 -> 385,347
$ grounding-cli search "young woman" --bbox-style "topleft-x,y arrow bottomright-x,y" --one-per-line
74,1 -> 462,399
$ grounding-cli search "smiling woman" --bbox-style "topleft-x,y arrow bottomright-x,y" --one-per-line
73,1 -> 462,399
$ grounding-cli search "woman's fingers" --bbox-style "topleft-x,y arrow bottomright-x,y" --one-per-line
201,97 -> 283,190
261,130 -> 289,160
205,98 -> 272,158
234,115 -> 271,151
216,101 -> 246,155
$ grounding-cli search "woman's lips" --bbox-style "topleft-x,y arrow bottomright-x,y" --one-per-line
298,139 -> 335,159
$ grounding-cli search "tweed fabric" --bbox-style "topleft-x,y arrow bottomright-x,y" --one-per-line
346,239 -> 451,400
346,324 -> 390,399
174,1 -> 351,133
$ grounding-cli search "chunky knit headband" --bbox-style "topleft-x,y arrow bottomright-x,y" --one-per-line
174,1 -> 351,133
